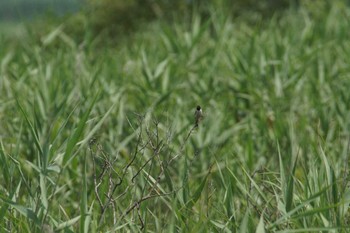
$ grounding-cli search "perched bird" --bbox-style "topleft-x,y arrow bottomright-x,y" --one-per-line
194,105 -> 203,127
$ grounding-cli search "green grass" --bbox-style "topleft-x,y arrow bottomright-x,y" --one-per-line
1,4 -> 350,232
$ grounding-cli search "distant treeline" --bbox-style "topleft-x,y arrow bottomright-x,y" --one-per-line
0,0 -> 81,20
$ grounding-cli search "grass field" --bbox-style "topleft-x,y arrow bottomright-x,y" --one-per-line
1,3 -> 350,232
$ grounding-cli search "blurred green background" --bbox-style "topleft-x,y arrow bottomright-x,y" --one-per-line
2,0 -> 350,232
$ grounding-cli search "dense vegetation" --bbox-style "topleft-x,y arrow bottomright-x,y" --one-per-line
1,1 -> 350,232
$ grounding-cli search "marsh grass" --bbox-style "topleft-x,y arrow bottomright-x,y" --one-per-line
1,4 -> 350,232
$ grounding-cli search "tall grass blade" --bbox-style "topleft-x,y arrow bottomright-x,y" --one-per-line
0,196 -> 40,226
16,99 -> 43,156
256,210 -> 266,233
239,209 -> 250,233
0,141 -> 10,187
63,93 -> 98,166
0,181 -> 21,222
286,154 -> 298,212
56,215 -> 81,231
80,146 -> 88,233
188,167 -> 211,209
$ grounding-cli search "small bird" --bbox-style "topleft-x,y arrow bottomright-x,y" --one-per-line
194,105 -> 203,127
